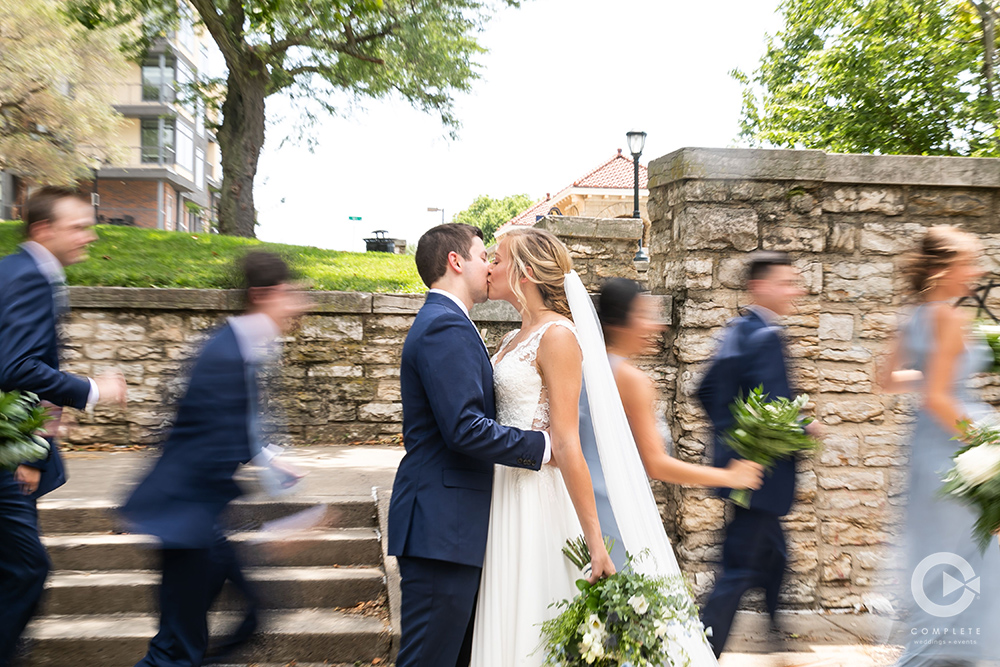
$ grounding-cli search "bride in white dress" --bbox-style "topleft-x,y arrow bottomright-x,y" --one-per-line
471,228 -> 717,667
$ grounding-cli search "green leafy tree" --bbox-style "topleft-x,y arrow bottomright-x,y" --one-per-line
734,0 -> 1000,156
83,0 -> 520,237
0,0 -> 133,185
453,193 -> 532,244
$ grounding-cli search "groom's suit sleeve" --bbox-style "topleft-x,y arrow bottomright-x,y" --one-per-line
417,312 -> 546,470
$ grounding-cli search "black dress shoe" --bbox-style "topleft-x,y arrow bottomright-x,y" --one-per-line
203,608 -> 258,664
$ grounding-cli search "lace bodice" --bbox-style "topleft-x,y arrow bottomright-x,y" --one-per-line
492,320 -> 577,431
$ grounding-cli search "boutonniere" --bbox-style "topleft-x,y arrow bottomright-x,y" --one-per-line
480,328 -> 489,346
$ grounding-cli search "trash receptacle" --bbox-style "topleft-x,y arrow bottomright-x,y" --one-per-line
364,230 -> 395,253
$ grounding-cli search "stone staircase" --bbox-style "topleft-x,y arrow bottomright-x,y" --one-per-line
22,496 -> 394,666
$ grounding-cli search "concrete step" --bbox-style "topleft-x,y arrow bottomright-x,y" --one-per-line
23,609 -> 391,666
37,496 -> 377,534
43,528 -> 381,571
42,567 -> 385,615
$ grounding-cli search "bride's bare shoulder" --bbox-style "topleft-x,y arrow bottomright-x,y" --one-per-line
536,318 -> 581,366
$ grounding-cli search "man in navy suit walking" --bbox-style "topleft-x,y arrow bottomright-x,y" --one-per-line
0,186 -> 128,666
388,224 -> 550,667
697,251 -> 816,657
121,252 -> 306,667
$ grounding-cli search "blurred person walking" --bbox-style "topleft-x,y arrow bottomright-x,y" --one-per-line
0,186 -> 127,666
696,251 -> 816,657
880,226 -> 1000,667
589,277 -> 762,568
120,252 -> 306,667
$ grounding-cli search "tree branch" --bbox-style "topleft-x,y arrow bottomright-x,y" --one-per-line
188,0 -> 243,67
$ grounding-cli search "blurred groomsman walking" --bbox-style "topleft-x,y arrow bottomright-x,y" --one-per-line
0,186 -> 128,666
697,251 -> 816,657
121,252 -> 306,667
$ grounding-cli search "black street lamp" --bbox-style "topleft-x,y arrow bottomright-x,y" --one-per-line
626,130 -> 647,261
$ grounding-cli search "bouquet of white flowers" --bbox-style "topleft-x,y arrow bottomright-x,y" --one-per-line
941,420 -> 1000,552
0,391 -> 52,471
724,386 -> 820,508
539,537 -> 707,667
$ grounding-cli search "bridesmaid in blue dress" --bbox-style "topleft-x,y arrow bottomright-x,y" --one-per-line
882,226 -> 1000,667
578,278 -> 763,569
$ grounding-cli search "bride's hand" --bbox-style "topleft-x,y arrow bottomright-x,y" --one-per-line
726,459 -> 763,490
587,549 -> 616,584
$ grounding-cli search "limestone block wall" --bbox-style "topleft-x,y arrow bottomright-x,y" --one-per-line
646,147 -> 1000,611
56,217 -> 651,448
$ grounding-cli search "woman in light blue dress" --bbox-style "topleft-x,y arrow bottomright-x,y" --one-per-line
579,278 -> 763,569
882,226 -> 1000,667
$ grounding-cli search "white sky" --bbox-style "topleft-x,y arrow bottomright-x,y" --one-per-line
252,0 -> 785,252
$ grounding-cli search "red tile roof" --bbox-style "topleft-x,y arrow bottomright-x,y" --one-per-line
498,150 -> 648,232
574,149 -> 648,189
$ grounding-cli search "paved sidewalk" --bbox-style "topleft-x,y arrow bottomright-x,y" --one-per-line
44,446 -> 903,666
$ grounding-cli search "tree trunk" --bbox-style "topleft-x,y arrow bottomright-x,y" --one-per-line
216,63 -> 267,237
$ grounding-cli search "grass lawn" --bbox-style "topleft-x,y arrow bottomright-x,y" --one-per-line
0,222 -> 425,293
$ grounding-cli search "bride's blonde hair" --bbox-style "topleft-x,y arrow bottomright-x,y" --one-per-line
500,228 -> 574,319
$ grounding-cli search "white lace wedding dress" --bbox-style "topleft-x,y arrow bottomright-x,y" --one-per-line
471,320 -> 584,667
470,275 -> 719,667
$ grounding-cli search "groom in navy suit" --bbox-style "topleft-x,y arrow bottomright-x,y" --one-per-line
0,186 -> 128,666
388,223 -> 549,667
697,251 -> 814,657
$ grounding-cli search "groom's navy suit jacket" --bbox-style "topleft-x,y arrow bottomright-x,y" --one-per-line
388,292 -> 547,568
0,248 -> 90,497
697,309 -> 797,517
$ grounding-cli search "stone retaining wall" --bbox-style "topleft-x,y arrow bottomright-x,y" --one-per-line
57,216 -> 652,447
646,147 -> 1000,611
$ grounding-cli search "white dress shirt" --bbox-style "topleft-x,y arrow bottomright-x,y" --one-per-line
228,312 -> 283,465
21,241 -> 99,410
428,288 -> 552,464
748,304 -> 781,328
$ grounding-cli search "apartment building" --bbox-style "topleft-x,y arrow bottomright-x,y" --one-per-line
0,4 -> 222,232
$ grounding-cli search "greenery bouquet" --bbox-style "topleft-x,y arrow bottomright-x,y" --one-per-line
976,321 -> 1000,373
941,420 -> 1000,553
724,386 -> 820,508
0,391 -> 52,471
539,537 -> 705,667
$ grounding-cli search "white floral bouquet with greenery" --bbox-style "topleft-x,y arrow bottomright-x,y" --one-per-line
941,420 -> 1000,553
976,320 -> 1000,373
0,391 -> 51,471
539,537 -> 705,667
724,386 -> 820,508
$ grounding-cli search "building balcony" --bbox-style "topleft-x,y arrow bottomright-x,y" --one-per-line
113,83 -> 177,117
98,146 -> 198,195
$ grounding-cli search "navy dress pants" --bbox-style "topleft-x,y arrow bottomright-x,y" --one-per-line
396,556 -> 482,667
0,472 -> 49,667
135,535 -> 237,667
701,506 -> 787,657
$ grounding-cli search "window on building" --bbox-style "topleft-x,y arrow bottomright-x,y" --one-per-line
141,119 -> 176,164
176,60 -> 196,116
195,148 -> 205,188
176,121 -> 194,172
178,2 -> 196,55
141,58 -> 176,103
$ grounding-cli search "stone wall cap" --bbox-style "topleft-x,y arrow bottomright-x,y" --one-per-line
470,300 -> 520,323
534,215 -> 643,240
647,146 -> 1000,188
373,293 -> 425,314
69,286 -> 378,314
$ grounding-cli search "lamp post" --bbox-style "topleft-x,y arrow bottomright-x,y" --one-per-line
427,207 -> 445,225
626,130 -> 648,261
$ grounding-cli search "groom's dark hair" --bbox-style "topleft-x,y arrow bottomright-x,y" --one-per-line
415,223 -> 484,288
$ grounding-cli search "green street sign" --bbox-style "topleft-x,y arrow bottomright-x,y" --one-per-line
348,216 -> 362,221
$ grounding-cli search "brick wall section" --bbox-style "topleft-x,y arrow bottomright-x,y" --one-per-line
92,179 -> 160,228
645,147 -> 1000,611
